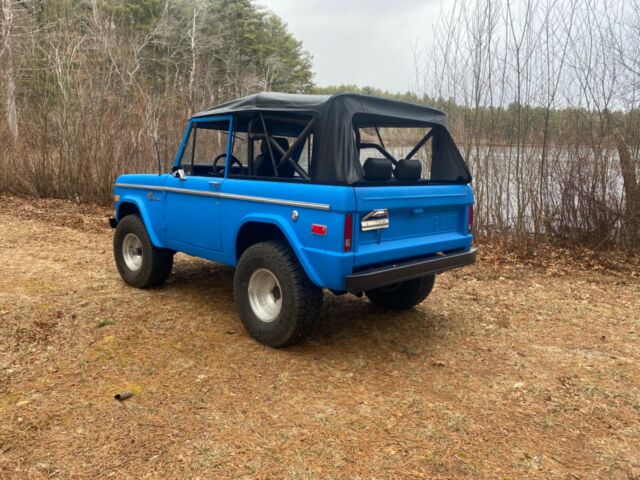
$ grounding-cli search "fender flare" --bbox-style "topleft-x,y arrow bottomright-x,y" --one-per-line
116,197 -> 163,247
234,213 -> 323,287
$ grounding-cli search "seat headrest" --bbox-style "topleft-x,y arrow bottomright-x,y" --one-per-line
393,159 -> 422,181
363,157 -> 393,181
260,137 -> 290,156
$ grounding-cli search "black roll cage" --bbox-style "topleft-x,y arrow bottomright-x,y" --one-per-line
354,125 -> 435,165
222,114 -> 440,183
244,112 -> 315,181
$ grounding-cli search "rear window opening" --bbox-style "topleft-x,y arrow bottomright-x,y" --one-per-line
353,114 -> 470,185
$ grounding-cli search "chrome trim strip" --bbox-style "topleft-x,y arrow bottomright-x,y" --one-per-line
114,183 -> 331,211
218,192 -> 330,210
115,183 -> 165,192
162,186 -> 219,198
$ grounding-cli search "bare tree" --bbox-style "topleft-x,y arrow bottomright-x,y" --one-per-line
612,0 -> 640,248
0,0 -> 18,141
418,0 -> 638,249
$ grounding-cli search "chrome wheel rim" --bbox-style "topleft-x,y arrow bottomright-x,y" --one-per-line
122,233 -> 143,271
248,268 -> 282,322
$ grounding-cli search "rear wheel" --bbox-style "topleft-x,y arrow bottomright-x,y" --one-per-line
234,241 -> 323,347
365,275 -> 435,311
114,214 -> 173,288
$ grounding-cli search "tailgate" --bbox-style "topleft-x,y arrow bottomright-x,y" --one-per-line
352,184 -> 473,268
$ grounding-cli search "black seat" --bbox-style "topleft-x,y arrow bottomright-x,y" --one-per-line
254,137 -> 295,177
362,157 -> 393,181
393,159 -> 421,180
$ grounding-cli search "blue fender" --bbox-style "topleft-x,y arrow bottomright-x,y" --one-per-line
116,196 -> 164,248
234,213 -> 324,287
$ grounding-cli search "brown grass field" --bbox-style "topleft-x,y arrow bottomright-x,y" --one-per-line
1,195 -> 639,479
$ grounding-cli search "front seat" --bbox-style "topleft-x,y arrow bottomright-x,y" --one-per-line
253,137 -> 294,177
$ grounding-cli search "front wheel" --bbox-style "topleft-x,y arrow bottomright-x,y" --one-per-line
113,214 -> 173,288
365,275 -> 435,311
233,241 -> 323,347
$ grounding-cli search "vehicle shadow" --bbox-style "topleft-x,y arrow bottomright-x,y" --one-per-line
163,255 -> 448,357
307,293 -> 446,351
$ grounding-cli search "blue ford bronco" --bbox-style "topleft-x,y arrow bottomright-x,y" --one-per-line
110,93 -> 476,347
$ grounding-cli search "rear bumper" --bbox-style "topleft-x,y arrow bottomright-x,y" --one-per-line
345,248 -> 477,292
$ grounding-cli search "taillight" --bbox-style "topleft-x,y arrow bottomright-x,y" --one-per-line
343,214 -> 353,252
468,205 -> 474,233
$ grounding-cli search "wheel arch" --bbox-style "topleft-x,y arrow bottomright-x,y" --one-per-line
117,202 -> 141,219
116,198 -> 163,247
234,216 -> 323,287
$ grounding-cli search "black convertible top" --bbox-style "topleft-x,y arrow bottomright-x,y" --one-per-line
193,92 -> 332,117
193,92 -> 448,126
192,93 -> 467,184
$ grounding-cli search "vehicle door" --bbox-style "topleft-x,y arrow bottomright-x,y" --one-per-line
163,116 -> 232,253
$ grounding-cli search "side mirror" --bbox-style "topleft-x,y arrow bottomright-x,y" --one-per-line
173,168 -> 186,180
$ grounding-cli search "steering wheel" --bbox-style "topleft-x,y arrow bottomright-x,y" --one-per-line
213,153 -> 242,173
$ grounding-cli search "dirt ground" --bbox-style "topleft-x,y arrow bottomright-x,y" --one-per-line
1,195 -> 639,479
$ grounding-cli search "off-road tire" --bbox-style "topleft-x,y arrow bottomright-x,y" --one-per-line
114,214 -> 173,288
234,241 -> 323,347
365,275 -> 435,311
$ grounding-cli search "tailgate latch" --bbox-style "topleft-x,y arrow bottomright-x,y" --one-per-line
361,209 -> 389,231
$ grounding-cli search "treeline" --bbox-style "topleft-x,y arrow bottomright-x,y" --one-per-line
2,0 -> 639,252
313,84 -> 640,149
0,0 -> 312,201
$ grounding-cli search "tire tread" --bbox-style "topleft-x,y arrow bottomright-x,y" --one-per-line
114,214 -> 173,288
234,241 -> 322,347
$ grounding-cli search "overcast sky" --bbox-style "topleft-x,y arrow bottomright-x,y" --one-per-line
259,0 -> 445,93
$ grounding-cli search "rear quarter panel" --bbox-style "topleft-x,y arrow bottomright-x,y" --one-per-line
221,179 -> 356,290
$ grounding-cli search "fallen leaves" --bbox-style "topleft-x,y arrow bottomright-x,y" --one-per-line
1,195 -> 639,479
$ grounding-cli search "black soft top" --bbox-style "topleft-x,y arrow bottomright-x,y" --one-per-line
193,92 -> 332,117
193,92 -> 448,125
192,93 -> 467,184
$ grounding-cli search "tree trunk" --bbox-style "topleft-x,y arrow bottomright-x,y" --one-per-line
616,133 -> 640,250
1,0 -> 18,142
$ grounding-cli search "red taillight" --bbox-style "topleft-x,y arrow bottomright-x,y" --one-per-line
343,214 -> 353,252
468,205 -> 474,233
311,224 -> 327,236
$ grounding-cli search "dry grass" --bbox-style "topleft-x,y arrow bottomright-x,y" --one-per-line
1,194 -> 639,479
